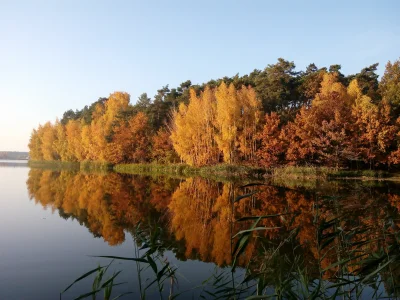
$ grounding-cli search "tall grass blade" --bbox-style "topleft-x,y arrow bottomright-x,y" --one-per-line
61,266 -> 104,294
73,289 -> 101,300
232,227 -> 281,239
234,192 -> 259,203
92,255 -> 148,263
101,271 -> 122,289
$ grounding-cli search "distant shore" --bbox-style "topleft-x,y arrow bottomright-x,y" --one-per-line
0,151 -> 29,160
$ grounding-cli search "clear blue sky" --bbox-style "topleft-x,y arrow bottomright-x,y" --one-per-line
1,0 -> 399,151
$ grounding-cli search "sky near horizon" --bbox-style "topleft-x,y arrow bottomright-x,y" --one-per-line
1,0 -> 399,151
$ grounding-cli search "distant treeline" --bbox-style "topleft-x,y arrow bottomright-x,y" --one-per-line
0,151 -> 28,160
28,58 -> 400,169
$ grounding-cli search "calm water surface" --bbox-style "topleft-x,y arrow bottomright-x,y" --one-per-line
0,164 -> 216,299
2,162 -> 400,299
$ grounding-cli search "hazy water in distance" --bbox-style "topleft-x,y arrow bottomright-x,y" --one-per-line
0,159 -> 28,167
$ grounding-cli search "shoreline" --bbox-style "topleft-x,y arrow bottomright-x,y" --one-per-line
27,160 -> 400,182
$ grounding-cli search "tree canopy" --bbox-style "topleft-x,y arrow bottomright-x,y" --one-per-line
29,58 -> 400,170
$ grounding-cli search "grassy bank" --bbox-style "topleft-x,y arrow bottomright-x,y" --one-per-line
116,164 -> 395,181
28,160 -> 80,170
80,160 -> 113,172
328,169 -> 391,179
28,160 -> 113,172
272,166 -> 393,180
116,164 -> 394,181
114,163 -> 266,181
29,160 -> 398,182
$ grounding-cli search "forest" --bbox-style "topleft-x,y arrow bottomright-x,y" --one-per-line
28,58 -> 400,170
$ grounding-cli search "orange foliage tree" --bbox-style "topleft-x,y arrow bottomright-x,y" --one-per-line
28,58 -> 400,170
256,112 -> 286,167
171,83 -> 262,166
171,88 -> 220,166
151,128 -> 179,163
107,112 -> 151,164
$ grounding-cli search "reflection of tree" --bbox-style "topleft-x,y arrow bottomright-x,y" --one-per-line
27,169 -> 124,245
233,183 -> 400,284
26,169 -> 400,291
169,178 -> 223,263
26,170 -> 180,246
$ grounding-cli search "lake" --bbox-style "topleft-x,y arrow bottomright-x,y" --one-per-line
1,161 -> 400,299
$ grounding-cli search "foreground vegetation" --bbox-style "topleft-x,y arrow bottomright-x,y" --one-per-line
28,58 -> 400,172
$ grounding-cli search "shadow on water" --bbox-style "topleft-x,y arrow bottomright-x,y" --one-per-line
26,168 -> 400,299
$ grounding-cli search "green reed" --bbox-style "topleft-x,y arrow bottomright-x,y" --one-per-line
61,222 -> 178,300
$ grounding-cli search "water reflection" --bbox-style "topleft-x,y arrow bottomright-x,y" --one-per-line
26,169 -> 180,246
26,169 -> 400,297
0,159 -> 28,167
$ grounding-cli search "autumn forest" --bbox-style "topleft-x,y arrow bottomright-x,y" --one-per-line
28,58 -> 400,170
